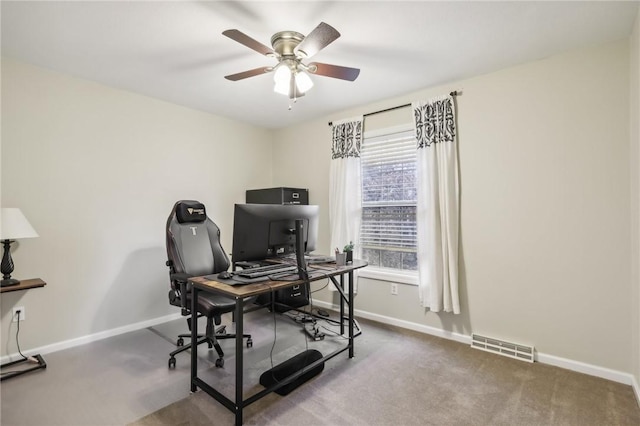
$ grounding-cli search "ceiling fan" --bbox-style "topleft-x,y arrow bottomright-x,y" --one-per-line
223,22 -> 360,100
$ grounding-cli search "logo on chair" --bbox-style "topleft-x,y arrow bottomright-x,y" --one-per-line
187,208 -> 205,216
190,226 -> 197,235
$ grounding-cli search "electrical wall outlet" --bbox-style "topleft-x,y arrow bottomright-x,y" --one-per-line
390,283 -> 398,295
12,307 -> 25,322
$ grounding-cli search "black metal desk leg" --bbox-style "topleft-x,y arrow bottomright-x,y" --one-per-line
191,286 -> 198,392
339,274 -> 345,335
348,270 -> 354,358
235,297 -> 244,426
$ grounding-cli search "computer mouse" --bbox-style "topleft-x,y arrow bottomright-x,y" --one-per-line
217,271 -> 233,280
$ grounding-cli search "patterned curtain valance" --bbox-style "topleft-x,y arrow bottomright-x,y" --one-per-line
331,118 -> 363,159
413,96 -> 456,149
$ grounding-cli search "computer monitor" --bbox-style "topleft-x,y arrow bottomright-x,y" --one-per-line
231,203 -> 319,265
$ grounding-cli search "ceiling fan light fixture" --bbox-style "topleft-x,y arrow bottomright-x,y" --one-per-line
295,71 -> 314,93
273,65 -> 291,95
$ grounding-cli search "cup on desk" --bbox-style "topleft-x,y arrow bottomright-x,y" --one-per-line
336,252 -> 347,266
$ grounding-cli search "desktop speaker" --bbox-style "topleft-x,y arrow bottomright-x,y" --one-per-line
259,349 -> 324,395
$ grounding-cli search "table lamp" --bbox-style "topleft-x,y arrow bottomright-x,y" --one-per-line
1,208 -> 39,287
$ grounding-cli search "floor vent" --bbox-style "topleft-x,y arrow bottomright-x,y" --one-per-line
471,334 -> 534,363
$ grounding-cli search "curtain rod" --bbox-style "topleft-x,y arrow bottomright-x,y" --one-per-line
328,90 -> 460,127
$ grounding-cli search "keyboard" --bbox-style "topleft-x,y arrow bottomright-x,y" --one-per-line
306,255 -> 335,264
236,264 -> 297,279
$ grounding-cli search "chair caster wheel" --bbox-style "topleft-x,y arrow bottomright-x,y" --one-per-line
176,338 -> 184,346
168,357 -> 176,369
247,338 -> 253,348
215,358 -> 224,368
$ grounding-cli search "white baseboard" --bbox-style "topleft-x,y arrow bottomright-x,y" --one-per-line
313,300 -> 638,389
0,312 -> 181,365
312,300 -> 470,345
315,300 -> 471,345
535,352 -> 635,386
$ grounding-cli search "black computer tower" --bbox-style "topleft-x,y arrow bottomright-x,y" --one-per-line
246,187 -> 309,205
258,281 -> 309,313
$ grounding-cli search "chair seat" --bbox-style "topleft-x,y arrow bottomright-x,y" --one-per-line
186,292 -> 236,318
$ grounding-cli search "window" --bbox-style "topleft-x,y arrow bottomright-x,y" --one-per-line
360,125 -> 417,272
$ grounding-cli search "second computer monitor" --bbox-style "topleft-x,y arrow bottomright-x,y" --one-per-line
231,203 -> 319,264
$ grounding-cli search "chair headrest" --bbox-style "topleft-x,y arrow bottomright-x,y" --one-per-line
176,201 -> 207,224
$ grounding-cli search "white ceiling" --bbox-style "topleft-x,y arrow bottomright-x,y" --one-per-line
2,1 -> 638,129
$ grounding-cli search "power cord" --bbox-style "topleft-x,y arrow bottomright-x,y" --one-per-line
1,310 -> 36,377
269,299 -> 278,371
13,310 -> 28,361
318,323 -> 350,340
299,281 -> 327,341
268,275 -> 334,371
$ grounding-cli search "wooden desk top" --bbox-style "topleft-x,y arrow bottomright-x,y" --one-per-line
0,278 -> 46,293
190,260 -> 367,299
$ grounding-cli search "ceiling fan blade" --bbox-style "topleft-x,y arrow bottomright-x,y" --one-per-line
308,62 -> 360,81
224,67 -> 272,81
223,29 -> 275,56
294,22 -> 340,59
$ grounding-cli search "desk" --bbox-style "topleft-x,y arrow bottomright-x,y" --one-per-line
0,278 -> 48,381
189,260 -> 367,426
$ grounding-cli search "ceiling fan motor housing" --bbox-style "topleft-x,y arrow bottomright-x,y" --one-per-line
270,31 -> 305,57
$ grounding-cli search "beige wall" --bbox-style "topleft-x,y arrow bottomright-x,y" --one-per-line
630,7 -> 640,394
0,58 -> 273,356
273,40 -> 632,373
1,36 -> 636,384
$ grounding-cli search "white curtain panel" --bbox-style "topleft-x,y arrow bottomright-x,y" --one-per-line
329,116 -> 363,292
412,96 -> 460,313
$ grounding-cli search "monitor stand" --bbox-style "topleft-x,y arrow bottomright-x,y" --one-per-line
294,219 -> 308,281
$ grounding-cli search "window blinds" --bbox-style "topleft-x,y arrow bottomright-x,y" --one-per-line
360,129 -> 417,251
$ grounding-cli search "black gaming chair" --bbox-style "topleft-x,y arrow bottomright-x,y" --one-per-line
165,200 -> 252,368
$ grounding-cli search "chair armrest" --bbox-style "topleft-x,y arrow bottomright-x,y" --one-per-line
170,273 -> 193,314
170,272 -> 192,283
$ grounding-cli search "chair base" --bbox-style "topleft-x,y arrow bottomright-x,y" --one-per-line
168,325 -> 252,369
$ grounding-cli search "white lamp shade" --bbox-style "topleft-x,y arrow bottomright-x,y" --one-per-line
295,71 -> 314,93
273,65 -> 291,95
1,208 -> 39,240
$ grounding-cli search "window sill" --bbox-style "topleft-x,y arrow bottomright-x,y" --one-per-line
358,267 -> 418,286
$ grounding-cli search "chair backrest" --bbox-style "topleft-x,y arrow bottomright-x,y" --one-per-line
166,200 -> 230,279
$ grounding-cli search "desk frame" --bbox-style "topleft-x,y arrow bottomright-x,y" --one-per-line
0,278 -> 48,381
189,261 -> 366,426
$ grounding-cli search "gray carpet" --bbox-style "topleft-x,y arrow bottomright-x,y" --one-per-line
130,313 -> 640,426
